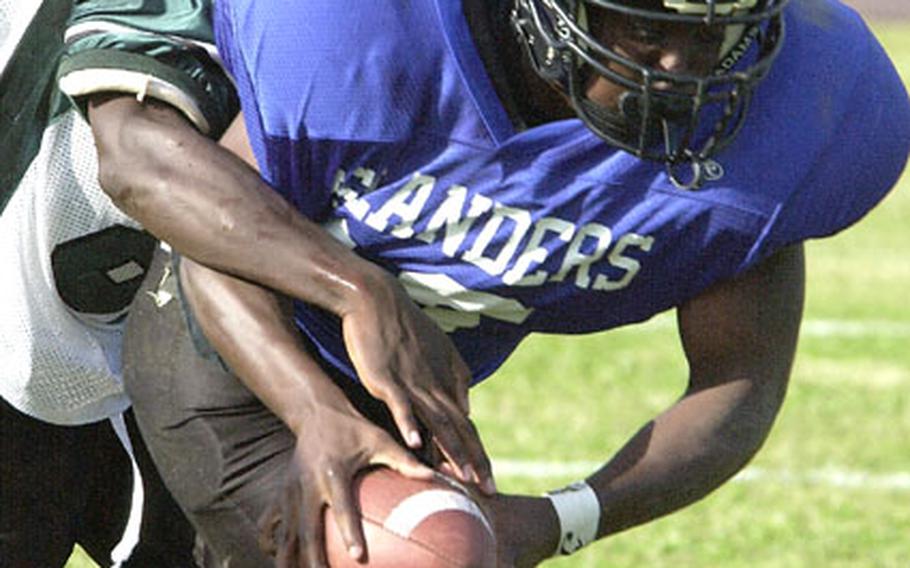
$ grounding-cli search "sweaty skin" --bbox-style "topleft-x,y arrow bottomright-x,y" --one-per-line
87,98 -> 495,563
88,95 -> 492,483
178,249 -> 436,566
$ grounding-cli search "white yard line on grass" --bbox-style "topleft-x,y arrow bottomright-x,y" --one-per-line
638,315 -> 910,337
801,319 -> 910,338
493,459 -> 910,491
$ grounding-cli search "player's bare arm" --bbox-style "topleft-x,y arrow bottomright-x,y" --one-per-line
481,244 -> 804,566
590,244 -> 803,533
87,93 -> 363,311
86,96 -> 495,493
177,254 -> 435,566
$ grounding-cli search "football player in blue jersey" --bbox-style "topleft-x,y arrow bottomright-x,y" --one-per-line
108,0 -> 909,566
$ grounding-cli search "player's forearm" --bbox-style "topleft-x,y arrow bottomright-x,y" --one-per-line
484,377 -> 784,567
587,377 -> 783,538
577,246 -> 803,540
178,256 -> 354,433
88,94 -> 381,317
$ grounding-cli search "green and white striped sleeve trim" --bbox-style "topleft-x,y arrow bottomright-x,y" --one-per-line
57,1 -> 237,138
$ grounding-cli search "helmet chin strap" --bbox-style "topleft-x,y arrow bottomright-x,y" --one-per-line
664,143 -> 707,190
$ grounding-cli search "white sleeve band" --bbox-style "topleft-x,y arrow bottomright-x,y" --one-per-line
58,68 -> 211,134
545,481 -> 601,556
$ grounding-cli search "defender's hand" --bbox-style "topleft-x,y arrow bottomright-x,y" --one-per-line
340,267 -> 496,495
260,399 -> 433,568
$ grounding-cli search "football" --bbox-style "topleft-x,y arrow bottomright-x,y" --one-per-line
324,467 -> 497,567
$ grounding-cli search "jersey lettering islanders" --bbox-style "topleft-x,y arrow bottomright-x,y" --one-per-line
214,0 -> 910,384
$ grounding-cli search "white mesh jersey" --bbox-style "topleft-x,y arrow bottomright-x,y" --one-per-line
0,111 -> 142,425
0,0 -> 237,425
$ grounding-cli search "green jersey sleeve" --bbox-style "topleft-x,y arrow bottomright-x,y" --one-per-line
57,0 -> 238,138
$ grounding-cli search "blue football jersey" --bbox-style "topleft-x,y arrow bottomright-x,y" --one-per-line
214,0 -> 910,384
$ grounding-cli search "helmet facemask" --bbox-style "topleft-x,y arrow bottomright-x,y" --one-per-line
511,0 -> 788,188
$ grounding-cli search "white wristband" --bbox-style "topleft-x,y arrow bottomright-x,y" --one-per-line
545,481 -> 601,556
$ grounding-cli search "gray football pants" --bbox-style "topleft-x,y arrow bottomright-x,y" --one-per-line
121,249 -> 411,567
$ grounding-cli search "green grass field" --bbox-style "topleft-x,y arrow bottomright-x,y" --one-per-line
67,23 -> 910,568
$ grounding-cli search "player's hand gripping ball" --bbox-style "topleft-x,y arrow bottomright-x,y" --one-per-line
324,467 -> 497,567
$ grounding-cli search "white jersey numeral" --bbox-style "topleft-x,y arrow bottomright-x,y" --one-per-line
398,271 -> 532,333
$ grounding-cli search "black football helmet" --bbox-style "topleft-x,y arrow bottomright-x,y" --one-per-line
511,0 -> 789,188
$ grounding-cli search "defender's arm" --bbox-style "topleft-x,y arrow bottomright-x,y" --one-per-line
88,94 -> 376,318
178,252 -> 435,566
